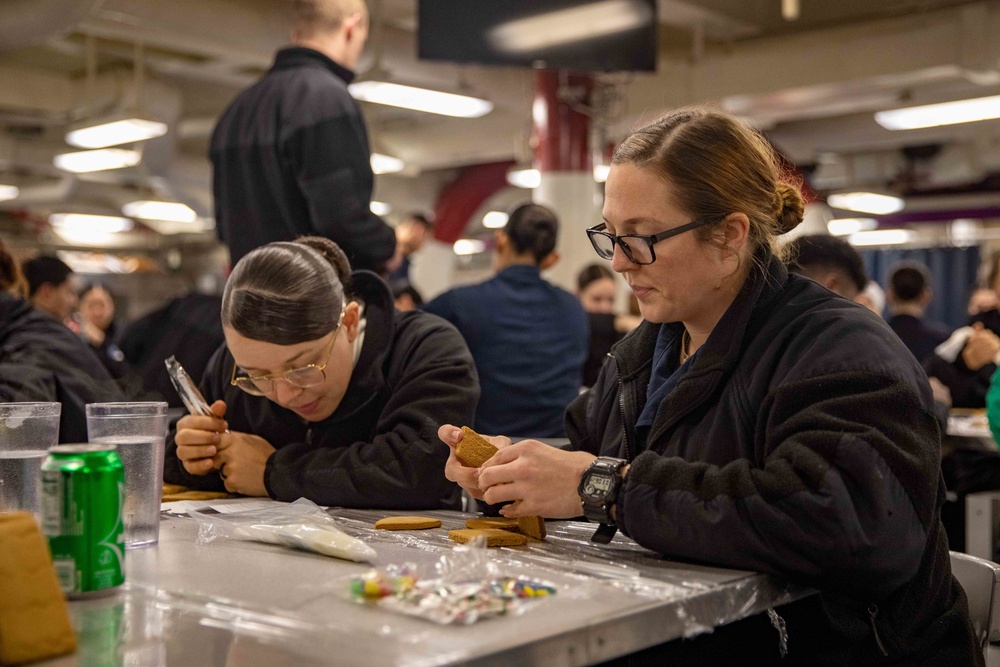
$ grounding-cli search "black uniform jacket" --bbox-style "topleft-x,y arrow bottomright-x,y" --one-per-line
567,250 -> 980,665
0,293 -> 125,443
163,272 -> 479,510
210,47 -> 395,271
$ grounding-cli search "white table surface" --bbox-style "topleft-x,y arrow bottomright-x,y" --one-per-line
42,505 -> 810,667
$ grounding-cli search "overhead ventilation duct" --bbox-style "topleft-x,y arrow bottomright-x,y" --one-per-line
0,0 -> 104,51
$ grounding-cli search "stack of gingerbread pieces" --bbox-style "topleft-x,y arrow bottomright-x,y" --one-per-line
453,427 -> 547,546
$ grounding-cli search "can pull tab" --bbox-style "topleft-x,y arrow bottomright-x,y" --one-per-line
868,603 -> 889,657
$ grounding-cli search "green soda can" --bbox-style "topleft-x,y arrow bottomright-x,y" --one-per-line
41,444 -> 126,597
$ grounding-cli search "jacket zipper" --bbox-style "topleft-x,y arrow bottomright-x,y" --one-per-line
305,426 -> 313,445
613,354 -> 633,462
868,604 -> 889,657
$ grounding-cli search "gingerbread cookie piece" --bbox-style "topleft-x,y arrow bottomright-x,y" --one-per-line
517,516 -> 547,540
0,512 -> 77,665
375,516 -> 443,530
448,528 -> 528,547
465,517 -> 520,532
455,426 -> 498,467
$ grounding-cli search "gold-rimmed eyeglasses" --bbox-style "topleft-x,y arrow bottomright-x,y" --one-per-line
229,308 -> 346,397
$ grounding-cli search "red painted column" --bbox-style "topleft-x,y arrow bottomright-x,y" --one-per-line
531,69 -> 600,290
532,69 -> 593,173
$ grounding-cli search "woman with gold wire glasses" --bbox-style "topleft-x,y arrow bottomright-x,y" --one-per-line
163,237 -> 479,508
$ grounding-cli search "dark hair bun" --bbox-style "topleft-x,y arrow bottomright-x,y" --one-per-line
774,182 -> 805,235
295,236 -> 352,288
505,203 -> 559,264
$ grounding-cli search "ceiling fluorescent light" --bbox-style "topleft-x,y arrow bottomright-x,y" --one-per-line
483,211 -> 509,229
848,229 -> 913,246
66,118 -> 168,149
453,239 -> 486,255
488,0 -> 651,53
349,81 -> 493,118
370,201 -> 392,216
827,192 -> 904,215
827,218 -> 877,236
54,149 -> 141,173
122,200 -> 197,223
875,94 -> 1000,131
0,185 -> 19,201
57,250 -> 139,275
370,153 -> 405,175
50,213 -> 134,234
507,167 -> 540,189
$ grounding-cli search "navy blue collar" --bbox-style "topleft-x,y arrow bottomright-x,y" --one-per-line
496,264 -> 542,283
272,47 -> 355,85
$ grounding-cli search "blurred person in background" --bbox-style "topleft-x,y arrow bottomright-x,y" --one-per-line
0,240 -> 124,442
855,280 -> 886,317
75,283 -> 130,381
425,203 -> 588,438
785,234 -> 868,301
886,261 -> 950,364
968,251 -> 1000,335
120,288 -> 225,409
210,0 -> 395,272
925,321 -> 1000,409
387,213 -> 433,283
164,237 -> 478,508
390,278 -> 423,312
22,254 -> 77,323
441,108 -> 978,665
577,264 -> 640,388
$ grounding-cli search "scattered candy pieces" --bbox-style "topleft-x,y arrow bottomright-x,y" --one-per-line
349,567 -> 556,624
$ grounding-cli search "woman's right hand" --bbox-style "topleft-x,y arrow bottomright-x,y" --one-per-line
175,400 -> 229,476
438,424 -> 510,501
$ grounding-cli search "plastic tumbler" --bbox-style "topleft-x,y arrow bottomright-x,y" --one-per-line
86,402 -> 168,548
0,402 -> 61,518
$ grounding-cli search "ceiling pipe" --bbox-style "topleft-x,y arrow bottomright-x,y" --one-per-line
0,0 -> 104,51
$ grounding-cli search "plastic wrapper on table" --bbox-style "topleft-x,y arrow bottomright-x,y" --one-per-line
190,498 -> 376,562
324,508 -> 813,647
345,539 -> 559,625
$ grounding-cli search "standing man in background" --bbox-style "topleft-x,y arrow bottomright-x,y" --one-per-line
210,0 -> 396,272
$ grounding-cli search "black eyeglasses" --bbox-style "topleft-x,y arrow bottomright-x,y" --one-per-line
586,218 -> 718,265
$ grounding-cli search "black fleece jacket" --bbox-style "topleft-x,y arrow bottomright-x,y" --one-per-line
566,251 -> 980,665
163,272 -> 478,510
210,47 -> 395,271
0,293 -> 125,443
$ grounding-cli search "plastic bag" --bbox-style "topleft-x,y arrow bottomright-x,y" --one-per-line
191,498 -> 377,562
347,537 -> 556,624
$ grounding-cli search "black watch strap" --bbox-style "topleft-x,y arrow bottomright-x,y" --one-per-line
579,457 -> 627,543
590,522 -> 618,544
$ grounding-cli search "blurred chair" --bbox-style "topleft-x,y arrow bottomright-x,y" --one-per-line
951,550 -> 1000,665
967,491 -> 1000,561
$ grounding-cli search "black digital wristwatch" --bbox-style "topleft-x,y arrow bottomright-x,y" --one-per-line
578,456 -> 627,544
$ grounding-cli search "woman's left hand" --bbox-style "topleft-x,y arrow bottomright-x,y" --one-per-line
476,441 -> 596,518
213,431 -> 276,497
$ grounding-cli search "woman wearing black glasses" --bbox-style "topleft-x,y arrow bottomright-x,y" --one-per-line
164,236 -> 479,509
440,108 -> 978,664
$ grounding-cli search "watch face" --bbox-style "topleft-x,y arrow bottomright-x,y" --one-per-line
583,472 -> 613,500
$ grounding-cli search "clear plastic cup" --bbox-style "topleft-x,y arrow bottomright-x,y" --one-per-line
86,402 -> 168,548
0,402 -> 61,518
